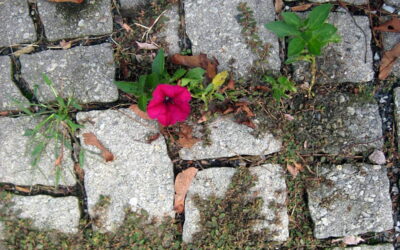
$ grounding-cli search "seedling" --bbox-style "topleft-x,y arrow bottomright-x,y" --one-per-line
14,74 -> 83,186
263,75 -> 297,102
265,3 -> 341,96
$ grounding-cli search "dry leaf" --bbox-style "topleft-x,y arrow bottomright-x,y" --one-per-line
177,123 -> 200,148
291,3 -> 313,11
15,186 -> 31,193
197,112 -> 209,123
59,40 -> 72,50
0,111 -> 9,116
54,152 -> 63,167
374,17 -> 400,32
379,43 -> 400,80
284,114 -> 295,121
136,41 -> 158,50
275,0 -> 284,13
171,54 -> 219,79
235,101 -> 255,117
74,163 -> 85,182
332,236 -> 364,246
146,133 -> 160,144
115,15 -> 133,33
294,162 -> 304,172
48,0 -> 84,3
287,164 -> 299,178
13,45 -> 35,57
83,132 -> 114,162
174,167 -> 198,213
129,104 -> 151,120
254,85 -> 270,92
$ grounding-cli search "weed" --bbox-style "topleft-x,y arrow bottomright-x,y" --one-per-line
265,4 -> 341,96
264,75 -> 297,102
14,74 -> 83,186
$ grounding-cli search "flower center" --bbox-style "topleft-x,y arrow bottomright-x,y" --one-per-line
163,96 -> 174,104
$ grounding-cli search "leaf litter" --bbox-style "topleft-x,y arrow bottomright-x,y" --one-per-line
82,133 -> 114,162
174,167 -> 198,213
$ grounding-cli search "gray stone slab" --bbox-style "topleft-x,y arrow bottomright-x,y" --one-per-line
3,195 -> 80,234
298,94 -> 383,155
308,0 -> 368,4
0,56 -> 28,111
0,0 -> 36,47
120,0 -> 148,15
307,164 -> 393,239
382,29 -> 400,78
394,88 -> 400,151
185,0 -> 280,77
183,165 -> 289,243
20,44 -> 118,104
0,116 -> 76,186
179,117 -> 281,160
293,11 -> 374,84
385,0 -> 400,7
333,244 -> 394,250
76,109 -> 174,232
159,5 -> 180,55
37,0 -> 113,41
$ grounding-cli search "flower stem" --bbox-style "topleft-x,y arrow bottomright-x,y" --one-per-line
308,56 -> 317,98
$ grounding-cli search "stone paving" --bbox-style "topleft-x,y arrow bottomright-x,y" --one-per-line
0,0 -> 398,248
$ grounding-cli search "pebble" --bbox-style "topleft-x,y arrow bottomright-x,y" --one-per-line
369,150 -> 386,165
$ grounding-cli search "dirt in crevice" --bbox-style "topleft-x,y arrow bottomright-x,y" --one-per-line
27,0 -> 46,43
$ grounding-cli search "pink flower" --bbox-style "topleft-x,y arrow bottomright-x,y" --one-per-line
147,84 -> 191,126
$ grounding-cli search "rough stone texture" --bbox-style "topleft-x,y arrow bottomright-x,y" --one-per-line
368,150 -> 386,165
382,28 -> 400,78
185,0 -> 280,77
0,0 -> 36,47
20,44 -> 118,104
297,94 -> 383,155
183,165 -> 288,242
159,5 -> 180,55
120,0 -> 148,15
77,109 -> 174,232
0,116 -> 76,186
179,117 -> 281,160
6,195 -> 80,234
333,244 -> 394,250
37,0 -> 113,41
0,56 -> 28,111
308,0 -> 368,4
293,11 -> 374,84
394,88 -> 400,151
385,0 -> 400,7
307,164 -> 393,239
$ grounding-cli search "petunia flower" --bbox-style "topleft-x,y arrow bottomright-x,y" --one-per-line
147,84 -> 191,126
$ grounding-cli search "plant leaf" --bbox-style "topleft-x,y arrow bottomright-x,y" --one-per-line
82,133 -> 114,162
114,81 -> 143,96
211,71 -> 229,90
288,37 -> 305,57
152,49 -> 165,75
138,95 -> 149,112
306,3 -> 332,30
281,12 -> 301,28
169,68 -> 187,82
174,167 -> 198,213
308,38 -> 324,55
265,21 -> 301,38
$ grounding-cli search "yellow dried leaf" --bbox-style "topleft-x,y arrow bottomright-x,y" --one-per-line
211,71 -> 229,90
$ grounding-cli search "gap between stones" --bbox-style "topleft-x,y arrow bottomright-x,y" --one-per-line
27,0 -> 46,42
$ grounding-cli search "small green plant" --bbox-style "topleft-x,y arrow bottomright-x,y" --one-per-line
14,74 -> 83,186
264,75 -> 297,101
265,3 -> 340,96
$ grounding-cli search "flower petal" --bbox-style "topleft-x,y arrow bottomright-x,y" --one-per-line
147,101 -> 166,119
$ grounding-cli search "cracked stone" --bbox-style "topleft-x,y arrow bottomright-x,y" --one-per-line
307,164 -> 393,239
394,88 -> 400,151
20,44 -> 118,104
0,116 -> 76,186
0,56 -> 28,111
119,0 -> 149,15
334,245 -> 394,250
37,0 -> 113,41
382,24 -> 400,78
77,109 -> 174,232
293,11 -> 374,84
308,0 -> 369,4
158,5 -> 180,55
385,0 -> 400,8
184,0 -> 280,77
179,117 -> 281,160
0,195 -> 80,234
183,165 -> 289,242
0,0 -> 36,47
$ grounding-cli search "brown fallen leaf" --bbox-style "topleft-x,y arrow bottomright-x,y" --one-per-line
284,114 -> 295,121
13,45 -> 35,57
254,85 -> 271,92
177,123 -> 200,148
129,104 -> 151,120
332,236 -> 364,246
54,152 -> 63,167
82,132 -> 114,162
146,132 -> 160,144
287,164 -> 299,178
136,41 -> 158,50
374,17 -> 400,33
197,112 -> 209,123
15,186 -> 31,193
74,163 -> 85,182
59,40 -> 72,50
379,43 -> 400,80
275,0 -> 284,13
0,111 -> 9,116
236,101 -> 255,117
48,0 -> 84,3
171,54 -> 219,79
221,77 -> 235,93
174,167 -> 198,213
291,3 -> 313,11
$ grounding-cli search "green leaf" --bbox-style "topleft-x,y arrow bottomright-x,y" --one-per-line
185,67 -> 205,80
214,93 -> 225,101
42,73 -> 52,86
71,101 -> 82,110
152,49 -> 165,75
79,149 -> 85,168
66,120 -> 84,134
55,96 -> 65,107
114,81 -> 143,96
204,84 -> 213,95
313,23 -> 337,41
265,21 -> 301,38
146,72 -> 160,90
169,69 -> 187,82
263,76 -> 277,85
138,95 -> 149,112
308,38 -> 324,55
281,12 -> 301,28
306,3 -> 332,30
288,37 -> 305,57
